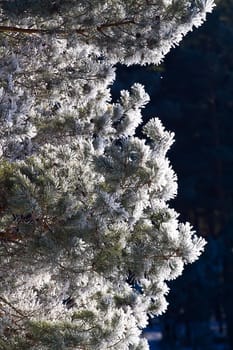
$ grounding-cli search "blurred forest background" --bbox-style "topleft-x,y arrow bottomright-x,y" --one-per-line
112,0 -> 233,349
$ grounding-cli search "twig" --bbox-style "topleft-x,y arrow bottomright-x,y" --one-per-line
0,295 -> 27,318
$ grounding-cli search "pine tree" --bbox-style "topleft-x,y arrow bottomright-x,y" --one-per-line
0,1 -> 214,349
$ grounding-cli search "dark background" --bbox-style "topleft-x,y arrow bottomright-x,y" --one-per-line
112,1 -> 233,349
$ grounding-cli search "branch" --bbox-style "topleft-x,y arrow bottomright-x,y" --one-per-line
0,19 -> 135,37
0,25 -> 87,36
97,19 -> 136,31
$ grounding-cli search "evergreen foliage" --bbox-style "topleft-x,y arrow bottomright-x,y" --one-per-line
128,1 -> 232,347
0,1 -> 214,349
